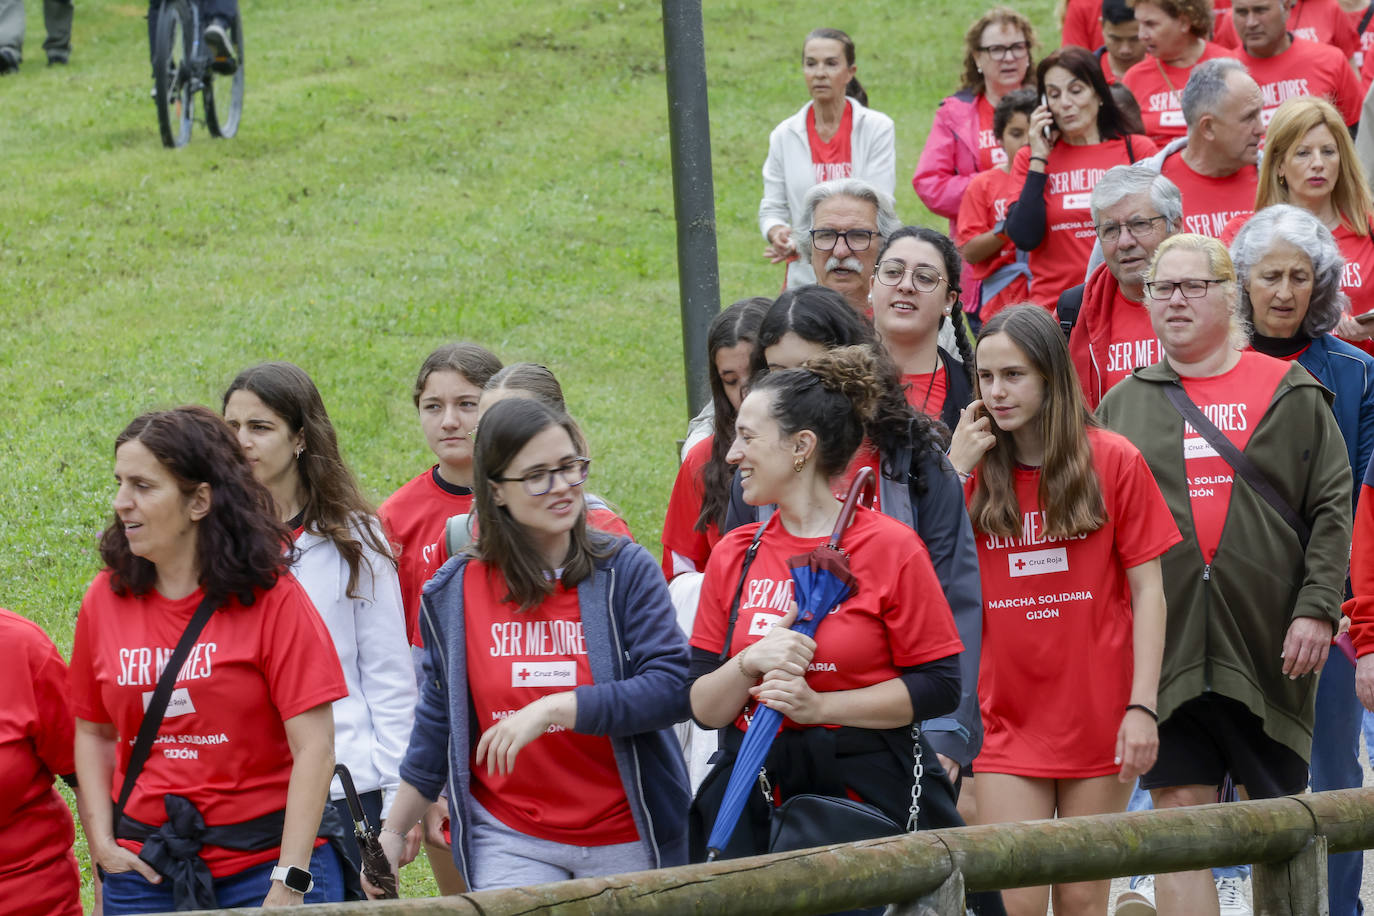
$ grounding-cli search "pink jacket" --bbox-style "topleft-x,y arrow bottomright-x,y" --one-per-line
913,89 -> 981,222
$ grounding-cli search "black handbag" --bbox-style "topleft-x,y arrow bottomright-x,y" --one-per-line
768,793 -> 904,852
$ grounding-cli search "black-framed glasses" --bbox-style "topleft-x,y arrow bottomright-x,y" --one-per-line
1095,215 -> 1168,242
1143,279 -> 1224,300
977,41 -> 1029,59
809,228 -> 876,251
492,457 -> 591,496
875,260 -> 948,291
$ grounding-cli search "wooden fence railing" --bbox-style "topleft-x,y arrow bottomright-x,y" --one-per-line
185,787 -> 1374,915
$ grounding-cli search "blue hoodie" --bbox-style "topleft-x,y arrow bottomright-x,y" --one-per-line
400,536 -> 692,884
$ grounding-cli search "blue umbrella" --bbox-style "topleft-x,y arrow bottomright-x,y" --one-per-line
705,467 -> 877,861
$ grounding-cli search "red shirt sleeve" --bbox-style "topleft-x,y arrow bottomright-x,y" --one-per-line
255,575 -> 349,720
1102,433 -> 1184,567
955,169 -> 1000,247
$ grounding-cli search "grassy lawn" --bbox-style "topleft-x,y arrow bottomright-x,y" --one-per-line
1,0 -> 1056,904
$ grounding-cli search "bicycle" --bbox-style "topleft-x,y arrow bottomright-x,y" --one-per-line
151,0 -> 244,148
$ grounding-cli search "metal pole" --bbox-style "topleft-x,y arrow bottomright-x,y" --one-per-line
661,0 -> 721,418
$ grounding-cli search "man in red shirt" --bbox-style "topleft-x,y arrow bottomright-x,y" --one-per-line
1099,0 -> 1148,82
1233,0 -> 1364,126
800,177 -> 902,313
1157,58 -> 1264,237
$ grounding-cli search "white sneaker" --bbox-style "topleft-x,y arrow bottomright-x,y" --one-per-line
1115,874 -> 1156,916
1215,875 -> 1251,916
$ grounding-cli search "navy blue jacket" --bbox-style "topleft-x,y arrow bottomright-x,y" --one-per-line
401,537 -> 691,884
1297,334 -> 1374,508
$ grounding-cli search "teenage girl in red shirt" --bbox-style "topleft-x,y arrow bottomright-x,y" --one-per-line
949,305 -> 1177,916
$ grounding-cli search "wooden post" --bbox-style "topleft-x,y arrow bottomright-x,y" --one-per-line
888,869 -> 966,916
1253,835 -> 1329,916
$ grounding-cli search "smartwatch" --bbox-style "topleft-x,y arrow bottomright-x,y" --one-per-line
270,865 -> 314,895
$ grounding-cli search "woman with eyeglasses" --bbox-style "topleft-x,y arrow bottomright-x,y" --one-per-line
1005,46 -> 1157,310
760,28 -> 896,288
948,305 -> 1176,916
366,398 -> 690,894
914,7 -> 1036,312
870,227 -> 976,430
1119,0 -> 1235,146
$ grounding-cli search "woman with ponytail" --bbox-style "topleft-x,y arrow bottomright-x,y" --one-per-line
759,28 -> 896,288
948,305 -> 1176,916
870,226 -> 976,432
723,286 -> 985,791
688,345 -> 963,858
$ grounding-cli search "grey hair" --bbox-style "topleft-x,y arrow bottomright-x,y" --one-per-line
1230,204 -> 1347,337
798,178 -> 904,261
1090,165 -> 1184,229
1181,58 -> 1250,130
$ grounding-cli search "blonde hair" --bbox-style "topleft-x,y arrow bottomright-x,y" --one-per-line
1258,97 -> 1372,236
1147,233 -> 1250,350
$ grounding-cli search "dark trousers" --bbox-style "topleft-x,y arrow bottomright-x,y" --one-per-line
329,789 -> 384,900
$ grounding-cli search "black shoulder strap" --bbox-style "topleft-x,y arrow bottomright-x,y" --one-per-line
112,594 -> 218,828
1163,384 -> 1311,547
718,522 -> 768,662
1360,3 -> 1374,36
1125,134 -> 1136,164
1057,284 -> 1086,340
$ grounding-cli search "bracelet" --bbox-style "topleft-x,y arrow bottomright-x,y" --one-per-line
737,652 -> 758,680
1125,703 -> 1158,721
380,826 -> 408,840
1029,155 -> 1049,166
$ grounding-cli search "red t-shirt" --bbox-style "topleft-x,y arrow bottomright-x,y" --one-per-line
1013,137 -> 1159,309
975,94 -> 1006,171
1335,222 -> 1374,355
1351,3 -> 1374,79
902,369 -> 950,420
380,467 -> 474,645
691,508 -> 963,731
67,571 -> 348,878
957,165 -> 1030,319
1217,0 -> 1360,56
1238,38 -> 1363,127
1160,154 -> 1259,239
661,437 -> 723,578
1098,290 -> 1164,395
834,443 -> 883,510
1178,351 -> 1291,563
807,102 -> 854,184
463,565 -> 638,846
1121,44 -> 1236,145
969,427 -> 1181,777
0,609 -> 80,916
1062,0 -> 1105,52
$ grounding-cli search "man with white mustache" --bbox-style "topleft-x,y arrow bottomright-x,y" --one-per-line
798,178 -> 902,314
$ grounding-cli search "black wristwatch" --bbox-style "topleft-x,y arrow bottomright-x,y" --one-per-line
270,865 -> 314,894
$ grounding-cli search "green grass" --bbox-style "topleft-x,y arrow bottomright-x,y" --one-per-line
2,0 -> 1058,904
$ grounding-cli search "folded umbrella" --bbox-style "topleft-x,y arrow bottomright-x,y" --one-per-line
334,763 -> 399,899
704,467 -> 876,861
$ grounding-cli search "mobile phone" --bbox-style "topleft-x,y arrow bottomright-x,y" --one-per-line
1355,311 -> 1374,325
1041,94 -> 1051,139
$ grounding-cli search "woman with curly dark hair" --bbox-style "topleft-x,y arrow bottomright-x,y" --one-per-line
722,285 -> 985,804
71,406 -> 349,912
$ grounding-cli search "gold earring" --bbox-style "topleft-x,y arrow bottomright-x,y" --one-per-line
794,455 -> 807,473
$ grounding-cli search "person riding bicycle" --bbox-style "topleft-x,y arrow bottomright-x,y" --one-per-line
147,0 -> 237,75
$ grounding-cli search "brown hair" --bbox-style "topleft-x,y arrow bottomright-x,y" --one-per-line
411,343 -> 502,407
1124,0 -> 1214,39
700,298 -> 770,534
471,398 -> 610,611
100,406 -> 291,605
223,362 -> 395,600
804,27 -> 868,107
960,7 -> 1038,96
1257,96 -> 1372,236
968,305 -> 1106,540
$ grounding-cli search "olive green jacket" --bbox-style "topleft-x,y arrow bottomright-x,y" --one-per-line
1097,358 -> 1351,760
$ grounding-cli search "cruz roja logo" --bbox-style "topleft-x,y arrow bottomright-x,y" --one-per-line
511,661 -> 577,687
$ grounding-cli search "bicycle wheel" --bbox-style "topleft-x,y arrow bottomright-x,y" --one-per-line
205,11 -> 244,139
153,0 -> 194,148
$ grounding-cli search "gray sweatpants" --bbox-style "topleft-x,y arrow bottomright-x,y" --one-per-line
0,0 -> 72,62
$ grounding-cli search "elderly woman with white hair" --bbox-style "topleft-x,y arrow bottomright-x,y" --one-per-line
1232,204 -> 1374,916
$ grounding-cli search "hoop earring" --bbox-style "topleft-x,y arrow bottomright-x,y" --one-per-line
794,456 -> 807,473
